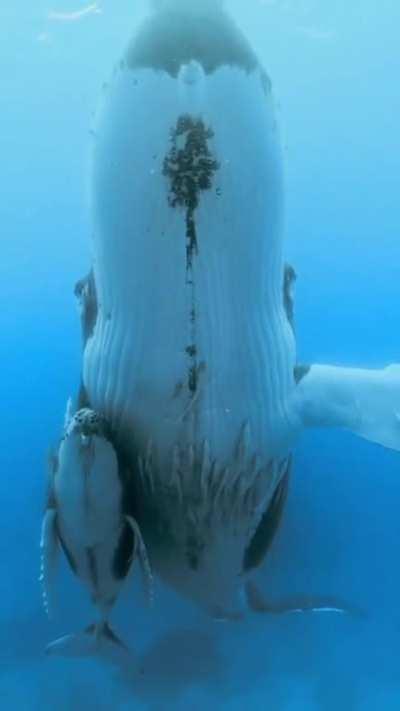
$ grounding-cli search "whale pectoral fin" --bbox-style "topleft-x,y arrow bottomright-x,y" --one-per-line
245,581 -> 366,618
40,508 -> 59,619
293,364 -> 400,451
63,396 -> 75,431
125,515 -> 154,607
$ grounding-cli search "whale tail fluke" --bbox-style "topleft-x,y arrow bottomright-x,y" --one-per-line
245,581 -> 366,619
45,623 -> 132,665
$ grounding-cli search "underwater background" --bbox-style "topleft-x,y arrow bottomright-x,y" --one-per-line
1,0 -> 400,708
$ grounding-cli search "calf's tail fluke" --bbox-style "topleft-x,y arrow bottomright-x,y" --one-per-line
45,623 -> 132,665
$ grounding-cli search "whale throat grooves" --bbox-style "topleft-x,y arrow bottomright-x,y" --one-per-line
163,115 -> 220,397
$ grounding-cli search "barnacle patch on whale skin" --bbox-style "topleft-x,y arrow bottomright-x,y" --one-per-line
163,114 -> 220,270
163,115 -> 219,396
63,408 -> 112,442
126,8 -> 259,78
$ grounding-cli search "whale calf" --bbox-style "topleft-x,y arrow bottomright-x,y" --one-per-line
41,407 -> 152,655
57,0 -> 400,619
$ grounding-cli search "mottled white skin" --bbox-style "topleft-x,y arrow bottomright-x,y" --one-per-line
54,428 -> 125,621
43,410 -> 153,656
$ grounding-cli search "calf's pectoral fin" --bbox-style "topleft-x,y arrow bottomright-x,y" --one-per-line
245,581 -> 365,618
40,508 -> 59,619
125,515 -> 154,607
292,363 -> 400,451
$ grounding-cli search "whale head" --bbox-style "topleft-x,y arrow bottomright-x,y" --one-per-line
128,0 -> 258,78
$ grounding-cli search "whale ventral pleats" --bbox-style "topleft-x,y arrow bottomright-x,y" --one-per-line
126,8 -> 259,77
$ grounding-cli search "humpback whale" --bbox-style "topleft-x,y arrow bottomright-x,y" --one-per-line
54,0 -> 400,621
41,407 -> 152,655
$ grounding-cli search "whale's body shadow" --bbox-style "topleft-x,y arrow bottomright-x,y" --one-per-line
121,626 -> 225,709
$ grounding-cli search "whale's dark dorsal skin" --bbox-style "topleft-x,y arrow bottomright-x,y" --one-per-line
243,460 -> 290,573
126,5 -> 258,78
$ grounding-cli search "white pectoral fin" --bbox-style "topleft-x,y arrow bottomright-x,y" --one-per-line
40,508 -> 59,619
245,581 -> 366,618
293,364 -> 400,451
125,516 -> 154,607
63,396 -> 75,431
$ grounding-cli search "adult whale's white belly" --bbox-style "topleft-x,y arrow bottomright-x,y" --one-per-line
85,66 -> 296,455
81,6 -> 297,614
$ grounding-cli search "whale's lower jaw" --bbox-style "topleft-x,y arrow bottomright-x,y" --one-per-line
119,424 -> 289,613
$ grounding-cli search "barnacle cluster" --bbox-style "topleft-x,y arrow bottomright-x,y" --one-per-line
163,114 -> 220,269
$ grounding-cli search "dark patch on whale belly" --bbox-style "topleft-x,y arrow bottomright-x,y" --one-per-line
282,265 -> 310,385
112,521 -> 135,580
163,115 -> 219,397
163,114 -> 220,271
294,364 -> 311,384
260,69 -> 272,96
283,263 -> 296,333
87,547 -> 99,592
126,9 -> 258,78
77,382 -> 91,410
56,524 -> 79,576
185,532 -> 206,571
242,462 -> 291,573
75,270 -> 98,347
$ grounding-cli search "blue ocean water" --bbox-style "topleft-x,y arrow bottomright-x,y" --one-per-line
1,1 -> 400,708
